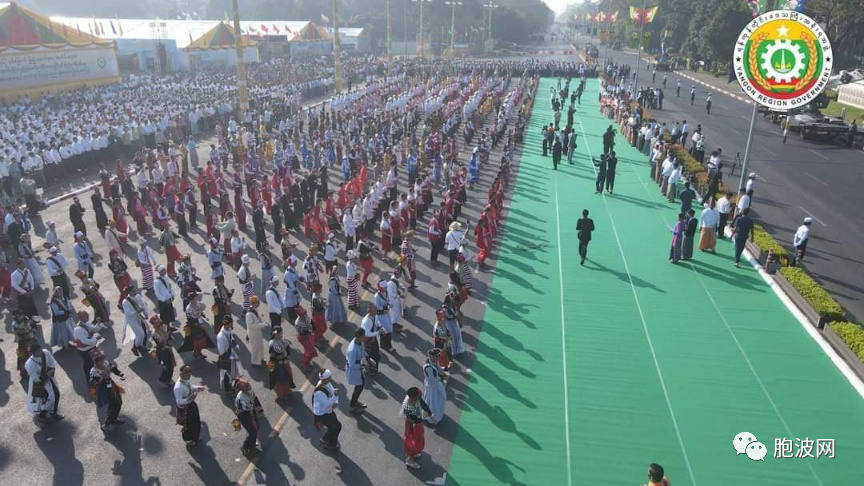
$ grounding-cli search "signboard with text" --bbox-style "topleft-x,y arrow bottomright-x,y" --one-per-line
0,46 -> 120,92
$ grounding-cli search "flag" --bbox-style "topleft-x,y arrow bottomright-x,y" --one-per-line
118,20 -> 124,36
261,24 -> 269,33
62,23 -> 68,37
88,21 -> 93,35
594,12 -> 603,22
285,24 -> 292,33
273,24 -> 280,34
630,6 -> 659,25
189,32 -> 194,45
77,23 -> 81,36
321,14 -> 330,24
584,13 -> 592,22
100,21 -> 106,36
110,19 -> 117,35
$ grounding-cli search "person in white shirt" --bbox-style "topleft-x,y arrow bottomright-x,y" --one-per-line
715,191 -> 734,238
736,189 -> 752,217
25,344 -> 64,422
73,232 -> 95,278
122,286 -> 150,356
153,265 -> 177,326
72,310 -> 102,378
12,258 -> 38,316
216,318 -> 239,393
265,275 -> 284,327
44,245 -> 70,297
745,173 -> 757,195
342,208 -> 356,251
794,217 -> 813,262
174,365 -> 205,447
698,199 -> 720,252
444,221 -> 465,267
312,369 -> 341,450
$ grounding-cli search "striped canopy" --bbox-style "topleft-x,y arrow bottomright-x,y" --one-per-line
0,2 -> 104,48
186,21 -> 253,50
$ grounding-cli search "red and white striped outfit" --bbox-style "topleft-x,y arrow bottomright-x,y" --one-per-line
346,260 -> 359,308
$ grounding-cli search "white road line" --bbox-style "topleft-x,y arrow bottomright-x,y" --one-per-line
577,111 -> 697,486
687,262 -> 824,485
809,149 -> 830,160
803,171 -> 830,188
553,175 -> 574,486
799,206 -> 828,227
760,146 -> 777,156
739,114 -> 750,121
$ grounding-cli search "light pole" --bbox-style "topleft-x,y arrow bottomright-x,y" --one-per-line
445,1 -> 462,58
412,0 -> 432,58
483,2 -> 498,53
332,0 -> 342,92
632,0 -> 647,100
231,0 -> 249,112
387,0 -> 392,69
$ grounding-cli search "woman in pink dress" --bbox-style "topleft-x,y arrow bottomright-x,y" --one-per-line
111,199 -> 129,242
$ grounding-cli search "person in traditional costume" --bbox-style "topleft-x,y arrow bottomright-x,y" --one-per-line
108,249 -> 132,307
88,349 -> 127,436
345,250 -> 360,310
179,292 -> 214,359
72,310 -> 102,379
357,233 -> 376,289
373,281 -> 394,351
400,386 -> 435,469
345,328 -> 370,412
456,245 -> 474,296
25,344 -> 64,423
669,212 -> 685,263
400,231 -> 418,287
268,327 -> 296,401
104,221 -> 127,260
423,349 -> 447,425
174,365 -> 205,447
379,212 -> 392,255
246,296 -> 267,366
282,256 -> 302,323
151,315 -> 176,387
233,378 -> 263,456
207,237 -> 225,282
303,247 -> 323,293
312,369 -> 341,450
12,258 -> 38,317
325,265 -> 348,325
159,225 -> 182,276
387,273 -> 405,333
154,264 -> 178,326
77,270 -> 110,323
136,242 -> 157,291
122,285 -> 151,356
310,284 -> 328,343
18,234 -> 44,285
13,309 -> 39,379
432,309 -> 452,371
258,249 -> 275,302
295,312 -> 317,372
229,229 -> 246,270
49,286 -> 76,349
442,290 -> 465,356
217,317 -> 240,394
44,246 -> 70,298
212,275 -> 234,334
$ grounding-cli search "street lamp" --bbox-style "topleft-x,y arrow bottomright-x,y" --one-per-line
412,0 -> 433,58
445,1 -> 462,58
483,2 -> 498,53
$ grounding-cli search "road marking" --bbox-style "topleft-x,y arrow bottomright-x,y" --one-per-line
739,114 -> 750,121
809,149 -> 830,160
803,171 -> 829,188
798,206 -> 828,227
553,175 -> 574,486
760,146 -> 777,156
577,111 -> 697,485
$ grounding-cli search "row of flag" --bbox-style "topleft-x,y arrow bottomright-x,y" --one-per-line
580,7 -> 659,26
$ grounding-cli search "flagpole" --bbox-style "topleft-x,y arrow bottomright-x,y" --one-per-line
333,0 -> 342,92
632,0 -> 647,100
387,0 -> 392,72
738,103 -> 758,191
231,0 -> 249,113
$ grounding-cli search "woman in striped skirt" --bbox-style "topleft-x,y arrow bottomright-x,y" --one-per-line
136,242 -> 156,291
456,245 -> 473,296
237,255 -> 255,313
345,250 -> 359,311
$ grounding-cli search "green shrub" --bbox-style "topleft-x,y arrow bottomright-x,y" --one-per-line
780,267 -> 846,321
668,145 -> 732,200
752,225 -> 788,262
829,322 -> 864,362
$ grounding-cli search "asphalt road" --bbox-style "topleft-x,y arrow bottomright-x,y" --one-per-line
0,78 -> 523,485
600,44 -> 864,322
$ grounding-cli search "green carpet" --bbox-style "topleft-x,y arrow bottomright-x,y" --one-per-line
446,78 -> 864,485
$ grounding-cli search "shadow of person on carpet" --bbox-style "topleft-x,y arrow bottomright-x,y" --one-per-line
587,260 -> 667,293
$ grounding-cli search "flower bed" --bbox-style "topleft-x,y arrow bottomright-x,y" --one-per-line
779,267 -> 846,322
751,225 -> 788,263
829,322 -> 864,362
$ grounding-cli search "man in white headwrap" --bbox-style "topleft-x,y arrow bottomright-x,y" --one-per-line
312,369 -> 341,450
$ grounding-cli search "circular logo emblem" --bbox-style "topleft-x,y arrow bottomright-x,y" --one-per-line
733,11 -> 832,109
97,57 -> 107,69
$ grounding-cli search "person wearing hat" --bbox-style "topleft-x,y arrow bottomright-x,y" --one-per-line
44,220 -> 62,248
154,264 -> 178,326
745,172 -> 757,196
345,327 -> 371,412
174,365 -> 206,447
345,250 -> 360,310
89,349 -> 127,436
233,377 -> 263,456
72,310 -> 102,379
246,296 -> 268,366
312,369 -> 341,450
136,241 -> 157,291
423,348 -> 447,425
44,246 -> 71,298
323,233 -> 339,273
266,275 -> 285,328
373,281 -> 394,351
25,343 -> 64,423
122,285 -> 151,356
150,315 -> 176,387
794,217 -> 813,263
237,254 -> 255,313
179,291 -> 214,359
400,386 -> 435,469
207,237 -> 225,281
71,231 -> 95,280
217,317 -> 240,394
282,256 -> 302,322
18,233 -> 44,287
445,221 -> 465,267
268,326 -> 297,401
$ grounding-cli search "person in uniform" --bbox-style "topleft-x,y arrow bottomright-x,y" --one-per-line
794,217 -> 813,263
88,349 -> 127,436
233,378 -> 263,456
216,317 -> 240,394
312,369 -> 341,450
400,386 -> 435,469
174,365 -> 205,447
268,326 -> 297,401
345,328 -> 371,412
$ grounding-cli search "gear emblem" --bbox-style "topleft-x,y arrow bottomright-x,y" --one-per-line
759,40 -> 806,83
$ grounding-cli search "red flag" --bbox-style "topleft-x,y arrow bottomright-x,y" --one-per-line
284,24 -> 292,33
273,24 -> 280,34
261,24 -> 269,33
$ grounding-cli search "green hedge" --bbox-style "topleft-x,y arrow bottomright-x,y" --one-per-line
669,145 -> 731,199
780,267 -> 846,321
752,224 -> 788,262
830,322 -> 864,362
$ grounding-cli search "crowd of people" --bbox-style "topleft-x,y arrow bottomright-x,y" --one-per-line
2,57 -> 544,472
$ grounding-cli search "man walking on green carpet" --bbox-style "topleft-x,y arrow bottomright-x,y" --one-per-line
576,209 -> 595,265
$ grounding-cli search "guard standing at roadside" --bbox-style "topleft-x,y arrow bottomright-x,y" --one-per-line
793,217 -> 813,263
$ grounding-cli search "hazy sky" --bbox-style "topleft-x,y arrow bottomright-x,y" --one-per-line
543,0 -> 573,15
